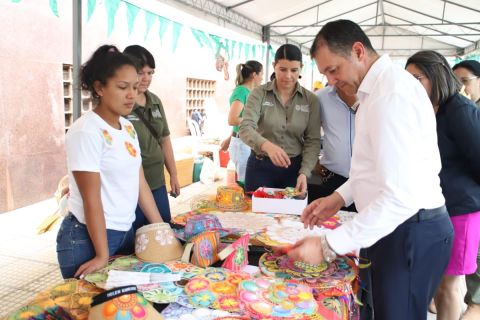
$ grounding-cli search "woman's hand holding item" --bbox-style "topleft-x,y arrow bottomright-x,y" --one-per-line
261,141 -> 291,168
296,174 -> 307,193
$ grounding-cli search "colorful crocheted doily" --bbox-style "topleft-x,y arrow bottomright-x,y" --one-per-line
84,255 -> 206,304
237,277 -> 317,319
184,268 -> 251,312
259,252 -> 358,293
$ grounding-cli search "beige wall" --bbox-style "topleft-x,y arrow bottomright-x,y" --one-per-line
0,0 -> 252,212
0,1 -> 71,212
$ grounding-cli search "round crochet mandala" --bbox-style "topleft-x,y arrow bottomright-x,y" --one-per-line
184,268 -> 250,312
259,252 -> 357,291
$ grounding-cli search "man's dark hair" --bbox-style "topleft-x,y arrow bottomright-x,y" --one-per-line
406,50 -> 462,106
310,19 -> 376,57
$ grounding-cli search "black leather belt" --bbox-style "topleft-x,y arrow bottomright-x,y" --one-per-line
406,206 -> 447,223
232,131 -> 239,138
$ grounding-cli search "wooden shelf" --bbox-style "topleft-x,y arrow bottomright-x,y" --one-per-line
63,64 -> 93,133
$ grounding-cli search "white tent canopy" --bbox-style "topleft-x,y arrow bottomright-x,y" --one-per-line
168,0 -> 480,57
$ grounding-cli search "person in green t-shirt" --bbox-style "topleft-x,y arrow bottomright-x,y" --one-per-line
226,60 -> 263,186
123,45 -> 179,229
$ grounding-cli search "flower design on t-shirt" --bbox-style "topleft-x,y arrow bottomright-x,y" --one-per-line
135,233 -> 149,253
155,229 -> 174,246
125,141 -> 137,157
102,129 -> 113,146
102,293 -> 148,318
125,124 -> 137,139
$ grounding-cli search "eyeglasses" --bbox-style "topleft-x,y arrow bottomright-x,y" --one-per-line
460,76 -> 478,85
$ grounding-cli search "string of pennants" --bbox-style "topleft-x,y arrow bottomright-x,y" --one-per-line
9,0 -> 274,61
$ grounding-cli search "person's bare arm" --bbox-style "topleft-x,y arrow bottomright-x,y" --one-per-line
138,167 -> 164,224
160,136 -> 180,196
72,171 -> 108,278
228,101 -> 244,126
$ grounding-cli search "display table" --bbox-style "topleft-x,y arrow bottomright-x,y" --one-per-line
6,210 -> 360,320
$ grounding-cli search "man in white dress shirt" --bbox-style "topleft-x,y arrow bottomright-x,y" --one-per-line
289,20 -> 453,320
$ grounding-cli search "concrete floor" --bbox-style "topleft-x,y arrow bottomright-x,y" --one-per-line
0,177 -> 441,319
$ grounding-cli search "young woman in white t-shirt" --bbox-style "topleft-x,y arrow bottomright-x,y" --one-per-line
56,45 -> 163,279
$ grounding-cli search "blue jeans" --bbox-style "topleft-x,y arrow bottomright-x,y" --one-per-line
132,185 -> 171,233
228,136 -> 250,182
56,214 -> 134,279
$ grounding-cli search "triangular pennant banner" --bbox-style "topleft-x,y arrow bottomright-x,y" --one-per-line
244,43 -> 251,60
251,44 -> 257,60
230,40 -> 237,60
171,21 -> 183,53
105,0 -> 121,36
87,0 -> 96,21
49,0 -> 59,17
191,28 -> 214,54
125,2 -> 140,35
261,45 -> 266,60
224,39 -> 231,60
238,42 -> 244,59
144,10 -> 156,40
158,16 -> 171,45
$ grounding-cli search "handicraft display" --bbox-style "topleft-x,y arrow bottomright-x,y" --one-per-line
220,234 -> 250,272
184,268 -> 250,312
84,255 -> 205,304
215,186 -> 249,211
237,277 -> 317,319
161,303 -> 239,320
135,222 -> 183,263
252,187 -> 306,200
259,252 -> 357,294
7,279 -> 104,320
88,285 -> 161,320
264,220 -> 330,245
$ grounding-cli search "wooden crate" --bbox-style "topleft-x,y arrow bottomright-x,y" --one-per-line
164,153 -> 194,192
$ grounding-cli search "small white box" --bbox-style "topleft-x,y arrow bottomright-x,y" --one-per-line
251,188 -> 308,215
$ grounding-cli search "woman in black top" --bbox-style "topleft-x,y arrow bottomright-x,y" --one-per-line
406,51 -> 480,320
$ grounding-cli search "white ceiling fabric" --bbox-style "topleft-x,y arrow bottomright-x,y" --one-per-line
210,0 -> 480,57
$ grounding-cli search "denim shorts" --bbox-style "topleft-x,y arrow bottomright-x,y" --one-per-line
56,213 -> 134,279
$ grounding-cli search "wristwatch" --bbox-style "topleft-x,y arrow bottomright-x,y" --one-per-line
320,235 -> 337,263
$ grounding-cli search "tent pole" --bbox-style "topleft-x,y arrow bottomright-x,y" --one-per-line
73,0 -> 82,121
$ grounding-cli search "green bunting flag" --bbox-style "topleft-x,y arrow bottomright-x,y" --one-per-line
252,44 -> 257,60
49,0 -> 59,17
268,44 -> 275,60
244,43 -> 251,60
87,0 -> 96,21
224,39 -> 231,60
238,42 -> 244,59
144,10 -> 156,40
125,2 -> 140,35
191,28 -> 213,52
230,40 -> 237,60
260,45 -> 266,60
158,16 -> 171,45
105,0 -> 121,36
171,21 -> 183,53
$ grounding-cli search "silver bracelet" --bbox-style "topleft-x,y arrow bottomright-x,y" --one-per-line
320,235 -> 337,263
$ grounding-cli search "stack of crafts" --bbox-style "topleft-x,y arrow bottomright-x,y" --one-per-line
259,252 -> 360,320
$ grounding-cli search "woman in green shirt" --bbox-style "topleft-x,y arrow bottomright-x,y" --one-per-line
123,45 -> 179,229
228,60 -> 263,186
239,44 -> 320,193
